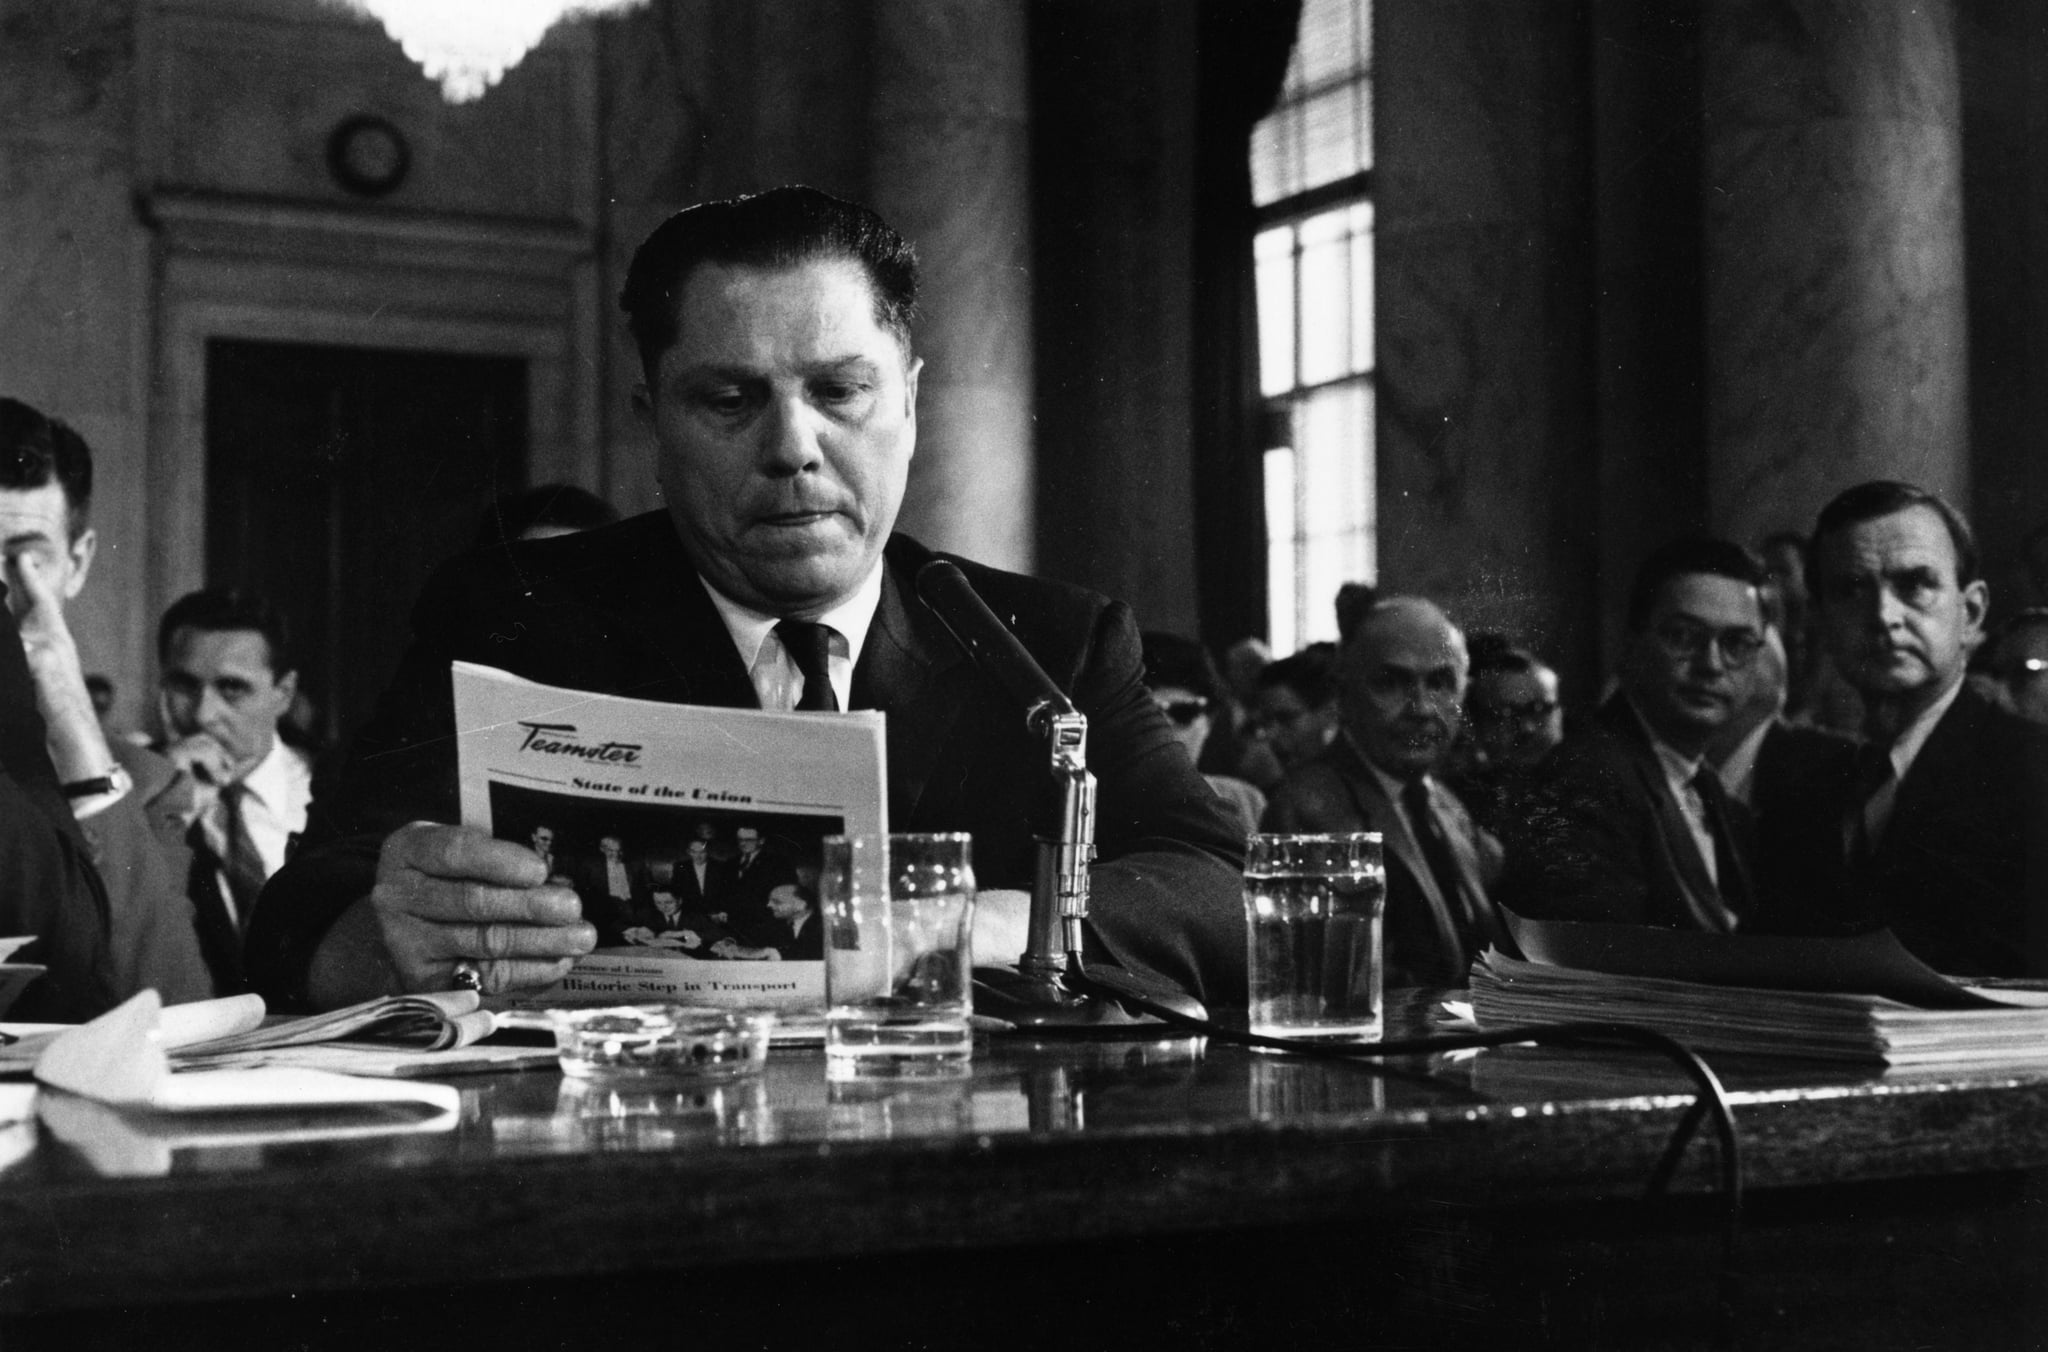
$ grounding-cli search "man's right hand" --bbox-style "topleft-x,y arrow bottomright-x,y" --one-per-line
11,552 -> 109,787
162,732 -> 239,788
371,822 -> 596,995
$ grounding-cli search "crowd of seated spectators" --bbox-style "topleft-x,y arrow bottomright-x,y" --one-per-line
6,377 -> 2046,1014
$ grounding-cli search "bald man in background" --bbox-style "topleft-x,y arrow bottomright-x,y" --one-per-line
1264,598 -> 1504,987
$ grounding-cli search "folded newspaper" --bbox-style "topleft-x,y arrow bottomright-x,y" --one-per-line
1,989 -> 495,1074
1471,913 -> 2048,1069
451,661 -> 887,1010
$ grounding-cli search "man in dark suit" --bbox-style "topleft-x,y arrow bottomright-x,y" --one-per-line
670,837 -> 736,916
247,186 -> 1245,1012
1263,597 -> 1503,987
570,832 -> 654,946
716,882 -> 824,962
1501,540 -> 1768,932
0,585 -> 116,1020
1774,481 -> 2048,976
0,397 -> 212,1003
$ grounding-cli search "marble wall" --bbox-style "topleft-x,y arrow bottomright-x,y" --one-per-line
1,0 -> 153,729
1701,0 -> 1970,544
1373,0 -> 1599,675
1029,0 -> 1201,634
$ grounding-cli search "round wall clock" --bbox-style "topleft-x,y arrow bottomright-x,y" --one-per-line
326,114 -> 411,198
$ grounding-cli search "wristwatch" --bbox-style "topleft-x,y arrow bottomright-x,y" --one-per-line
63,763 -> 133,816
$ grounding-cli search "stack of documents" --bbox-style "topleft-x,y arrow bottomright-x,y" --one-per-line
1472,915 -> 2048,1069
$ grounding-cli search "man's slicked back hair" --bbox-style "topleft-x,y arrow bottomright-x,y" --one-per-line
158,587 -> 297,679
0,397 -> 92,536
1809,480 -> 1981,587
1625,538 -> 1768,632
619,185 -> 920,378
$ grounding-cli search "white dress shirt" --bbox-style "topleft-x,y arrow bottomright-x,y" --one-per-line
199,737 -> 313,924
1625,699 -> 1719,890
1865,671 -> 1966,845
699,565 -> 885,713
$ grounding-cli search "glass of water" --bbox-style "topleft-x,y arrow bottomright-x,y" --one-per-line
1243,832 -> 1385,1045
823,832 -> 976,1079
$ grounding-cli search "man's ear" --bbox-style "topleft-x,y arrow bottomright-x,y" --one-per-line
65,527 -> 97,600
1962,577 -> 1991,643
904,356 -> 923,419
274,668 -> 300,705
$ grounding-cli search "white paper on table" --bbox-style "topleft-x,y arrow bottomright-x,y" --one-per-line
0,993 -> 266,1074
32,990 -> 461,1116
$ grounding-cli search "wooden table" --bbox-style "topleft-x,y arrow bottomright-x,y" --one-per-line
6,1017 -> 2048,1350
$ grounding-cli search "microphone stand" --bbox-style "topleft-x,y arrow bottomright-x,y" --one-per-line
915,558 -> 1205,1033
973,693 -> 1204,1031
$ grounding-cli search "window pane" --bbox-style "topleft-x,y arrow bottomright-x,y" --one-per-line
1252,0 -> 1372,204
1298,205 -> 1362,385
1255,226 -> 1298,397
1298,83 -> 1365,191
1295,0 -> 1361,91
1350,201 -> 1374,374
1264,447 -> 1300,658
1295,381 -> 1375,647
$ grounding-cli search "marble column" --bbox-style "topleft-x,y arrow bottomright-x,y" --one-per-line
1702,0 -> 1969,541
866,0 -> 1036,574
1373,0 -> 1596,667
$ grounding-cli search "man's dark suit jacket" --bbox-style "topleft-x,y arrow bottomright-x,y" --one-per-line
1261,735 -> 1502,987
671,856 -> 737,912
1755,684 -> 2048,977
1499,696 -> 1753,932
731,910 -> 825,962
247,512 -> 1247,1008
569,854 -> 656,946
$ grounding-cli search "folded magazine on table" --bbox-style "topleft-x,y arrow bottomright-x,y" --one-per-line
452,661 -> 887,1012
1471,911 -> 2048,1069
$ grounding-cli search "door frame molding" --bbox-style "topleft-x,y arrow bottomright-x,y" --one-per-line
142,191 -> 599,643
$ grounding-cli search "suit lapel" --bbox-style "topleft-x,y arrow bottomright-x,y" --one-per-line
589,518 -> 760,708
1330,739 -> 1469,963
1601,698 -> 1731,932
854,544 -> 970,823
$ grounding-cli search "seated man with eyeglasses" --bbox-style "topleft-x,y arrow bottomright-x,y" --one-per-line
1498,540 -> 1770,932
1451,640 -> 1565,838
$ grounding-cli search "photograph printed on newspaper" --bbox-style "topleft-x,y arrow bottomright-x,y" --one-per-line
450,661 -> 887,1010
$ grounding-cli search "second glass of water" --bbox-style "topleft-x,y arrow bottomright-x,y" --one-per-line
1243,832 -> 1386,1044
822,832 -> 976,1078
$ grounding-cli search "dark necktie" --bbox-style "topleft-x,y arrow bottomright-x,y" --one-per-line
1402,778 -> 1474,926
216,782 -> 268,930
1845,740 -> 1895,869
775,619 -> 840,712
1690,765 -> 1752,916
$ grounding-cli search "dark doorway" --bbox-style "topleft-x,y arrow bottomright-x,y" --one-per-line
204,339 -> 527,751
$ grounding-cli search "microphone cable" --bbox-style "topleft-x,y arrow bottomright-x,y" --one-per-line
1061,968 -> 1744,1273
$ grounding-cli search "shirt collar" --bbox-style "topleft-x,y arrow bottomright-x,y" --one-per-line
1348,730 -> 1433,807
236,737 -> 307,812
698,563 -> 886,673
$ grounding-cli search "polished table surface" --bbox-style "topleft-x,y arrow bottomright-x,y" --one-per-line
8,1001 -> 2048,1347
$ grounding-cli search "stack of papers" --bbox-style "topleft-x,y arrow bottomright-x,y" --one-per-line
1471,915 -> 2048,1070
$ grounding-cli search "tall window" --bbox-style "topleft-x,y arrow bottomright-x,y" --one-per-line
1251,0 -> 1373,655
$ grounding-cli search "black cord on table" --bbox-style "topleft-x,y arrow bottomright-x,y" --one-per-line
1062,968 -> 1745,1272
